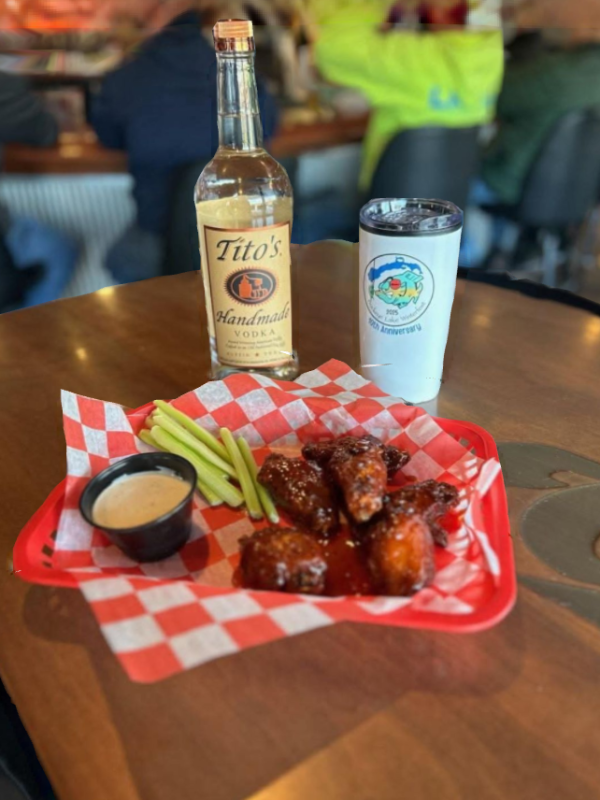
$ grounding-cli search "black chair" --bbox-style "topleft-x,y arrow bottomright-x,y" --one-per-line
571,173 -> 600,273
0,234 -> 42,313
484,107 -> 600,286
162,159 -> 208,276
369,126 -> 481,212
163,156 -> 299,276
0,680 -> 56,799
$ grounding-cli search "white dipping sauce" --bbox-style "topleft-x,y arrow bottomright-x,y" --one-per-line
93,471 -> 190,529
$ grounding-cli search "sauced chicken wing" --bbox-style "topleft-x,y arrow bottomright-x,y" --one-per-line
328,444 -> 388,523
384,480 -> 459,547
240,527 -> 327,594
366,508 -> 435,596
257,453 -> 339,538
302,435 -> 410,481
382,444 -> 411,481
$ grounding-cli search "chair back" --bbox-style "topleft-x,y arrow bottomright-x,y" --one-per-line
518,107 -> 600,228
0,234 -> 36,312
163,160 -> 208,276
369,126 -> 481,211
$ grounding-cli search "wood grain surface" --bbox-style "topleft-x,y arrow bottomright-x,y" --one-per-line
1,242 -> 600,800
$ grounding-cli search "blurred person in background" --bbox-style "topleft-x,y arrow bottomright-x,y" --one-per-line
0,71 -> 78,310
306,0 -> 504,193
203,0 -> 313,103
91,0 -> 279,284
506,0 -> 600,38
463,26 -> 600,266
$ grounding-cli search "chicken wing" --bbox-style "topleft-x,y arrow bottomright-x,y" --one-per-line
257,453 -> 339,537
385,480 -> 459,547
366,508 -> 435,596
382,444 -> 411,481
303,435 -> 409,480
240,527 -> 327,594
328,444 -> 388,523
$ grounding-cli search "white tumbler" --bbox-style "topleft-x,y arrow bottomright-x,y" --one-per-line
359,198 -> 463,403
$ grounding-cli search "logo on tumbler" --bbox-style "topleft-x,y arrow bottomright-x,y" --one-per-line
364,254 -> 434,327
225,269 -> 277,305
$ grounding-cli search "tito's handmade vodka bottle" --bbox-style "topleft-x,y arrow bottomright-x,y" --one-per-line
195,19 -> 298,380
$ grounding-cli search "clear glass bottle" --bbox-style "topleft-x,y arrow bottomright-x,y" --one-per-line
195,19 -> 298,381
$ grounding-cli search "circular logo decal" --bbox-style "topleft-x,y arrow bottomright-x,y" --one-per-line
363,253 -> 434,327
226,269 -> 277,305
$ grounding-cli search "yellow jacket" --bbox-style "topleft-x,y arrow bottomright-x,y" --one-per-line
311,2 -> 504,188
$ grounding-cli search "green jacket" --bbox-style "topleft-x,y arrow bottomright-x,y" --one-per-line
313,4 -> 504,189
482,45 -> 600,204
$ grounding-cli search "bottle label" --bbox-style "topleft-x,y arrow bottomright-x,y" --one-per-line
202,222 -> 293,368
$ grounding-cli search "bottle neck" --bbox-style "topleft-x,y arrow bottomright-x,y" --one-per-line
216,51 -> 264,152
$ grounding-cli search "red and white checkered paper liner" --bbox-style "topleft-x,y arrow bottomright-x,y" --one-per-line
51,360 -> 505,682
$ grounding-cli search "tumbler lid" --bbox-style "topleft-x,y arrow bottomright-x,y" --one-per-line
360,198 -> 463,237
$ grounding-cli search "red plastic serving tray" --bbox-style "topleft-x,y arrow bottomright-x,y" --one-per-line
13,403 -> 516,634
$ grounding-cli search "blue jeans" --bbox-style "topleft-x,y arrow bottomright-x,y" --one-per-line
5,217 -> 78,306
460,179 -> 514,268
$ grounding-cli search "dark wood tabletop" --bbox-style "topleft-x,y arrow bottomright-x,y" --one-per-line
1,241 -> 600,800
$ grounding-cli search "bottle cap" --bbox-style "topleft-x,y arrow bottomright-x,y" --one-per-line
213,19 -> 255,52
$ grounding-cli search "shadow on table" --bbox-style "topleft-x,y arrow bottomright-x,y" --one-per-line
21,582 -> 528,800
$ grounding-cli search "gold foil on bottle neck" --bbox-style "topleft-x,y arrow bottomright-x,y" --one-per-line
214,19 -> 255,53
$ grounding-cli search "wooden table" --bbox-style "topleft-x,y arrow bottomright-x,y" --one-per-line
2,242 -> 600,800
3,115 -> 369,174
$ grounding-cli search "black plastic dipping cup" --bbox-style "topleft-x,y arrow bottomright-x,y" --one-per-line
79,453 -> 197,562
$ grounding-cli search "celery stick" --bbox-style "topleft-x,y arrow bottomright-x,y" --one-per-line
237,438 -> 279,524
196,479 -> 222,507
139,429 -> 164,450
152,427 -> 244,508
139,418 -> 220,506
220,428 -> 263,520
189,454 -> 229,483
153,400 -> 231,463
150,425 -> 224,482
153,414 -> 237,479
141,428 -> 221,505
152,414 -> 229,480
